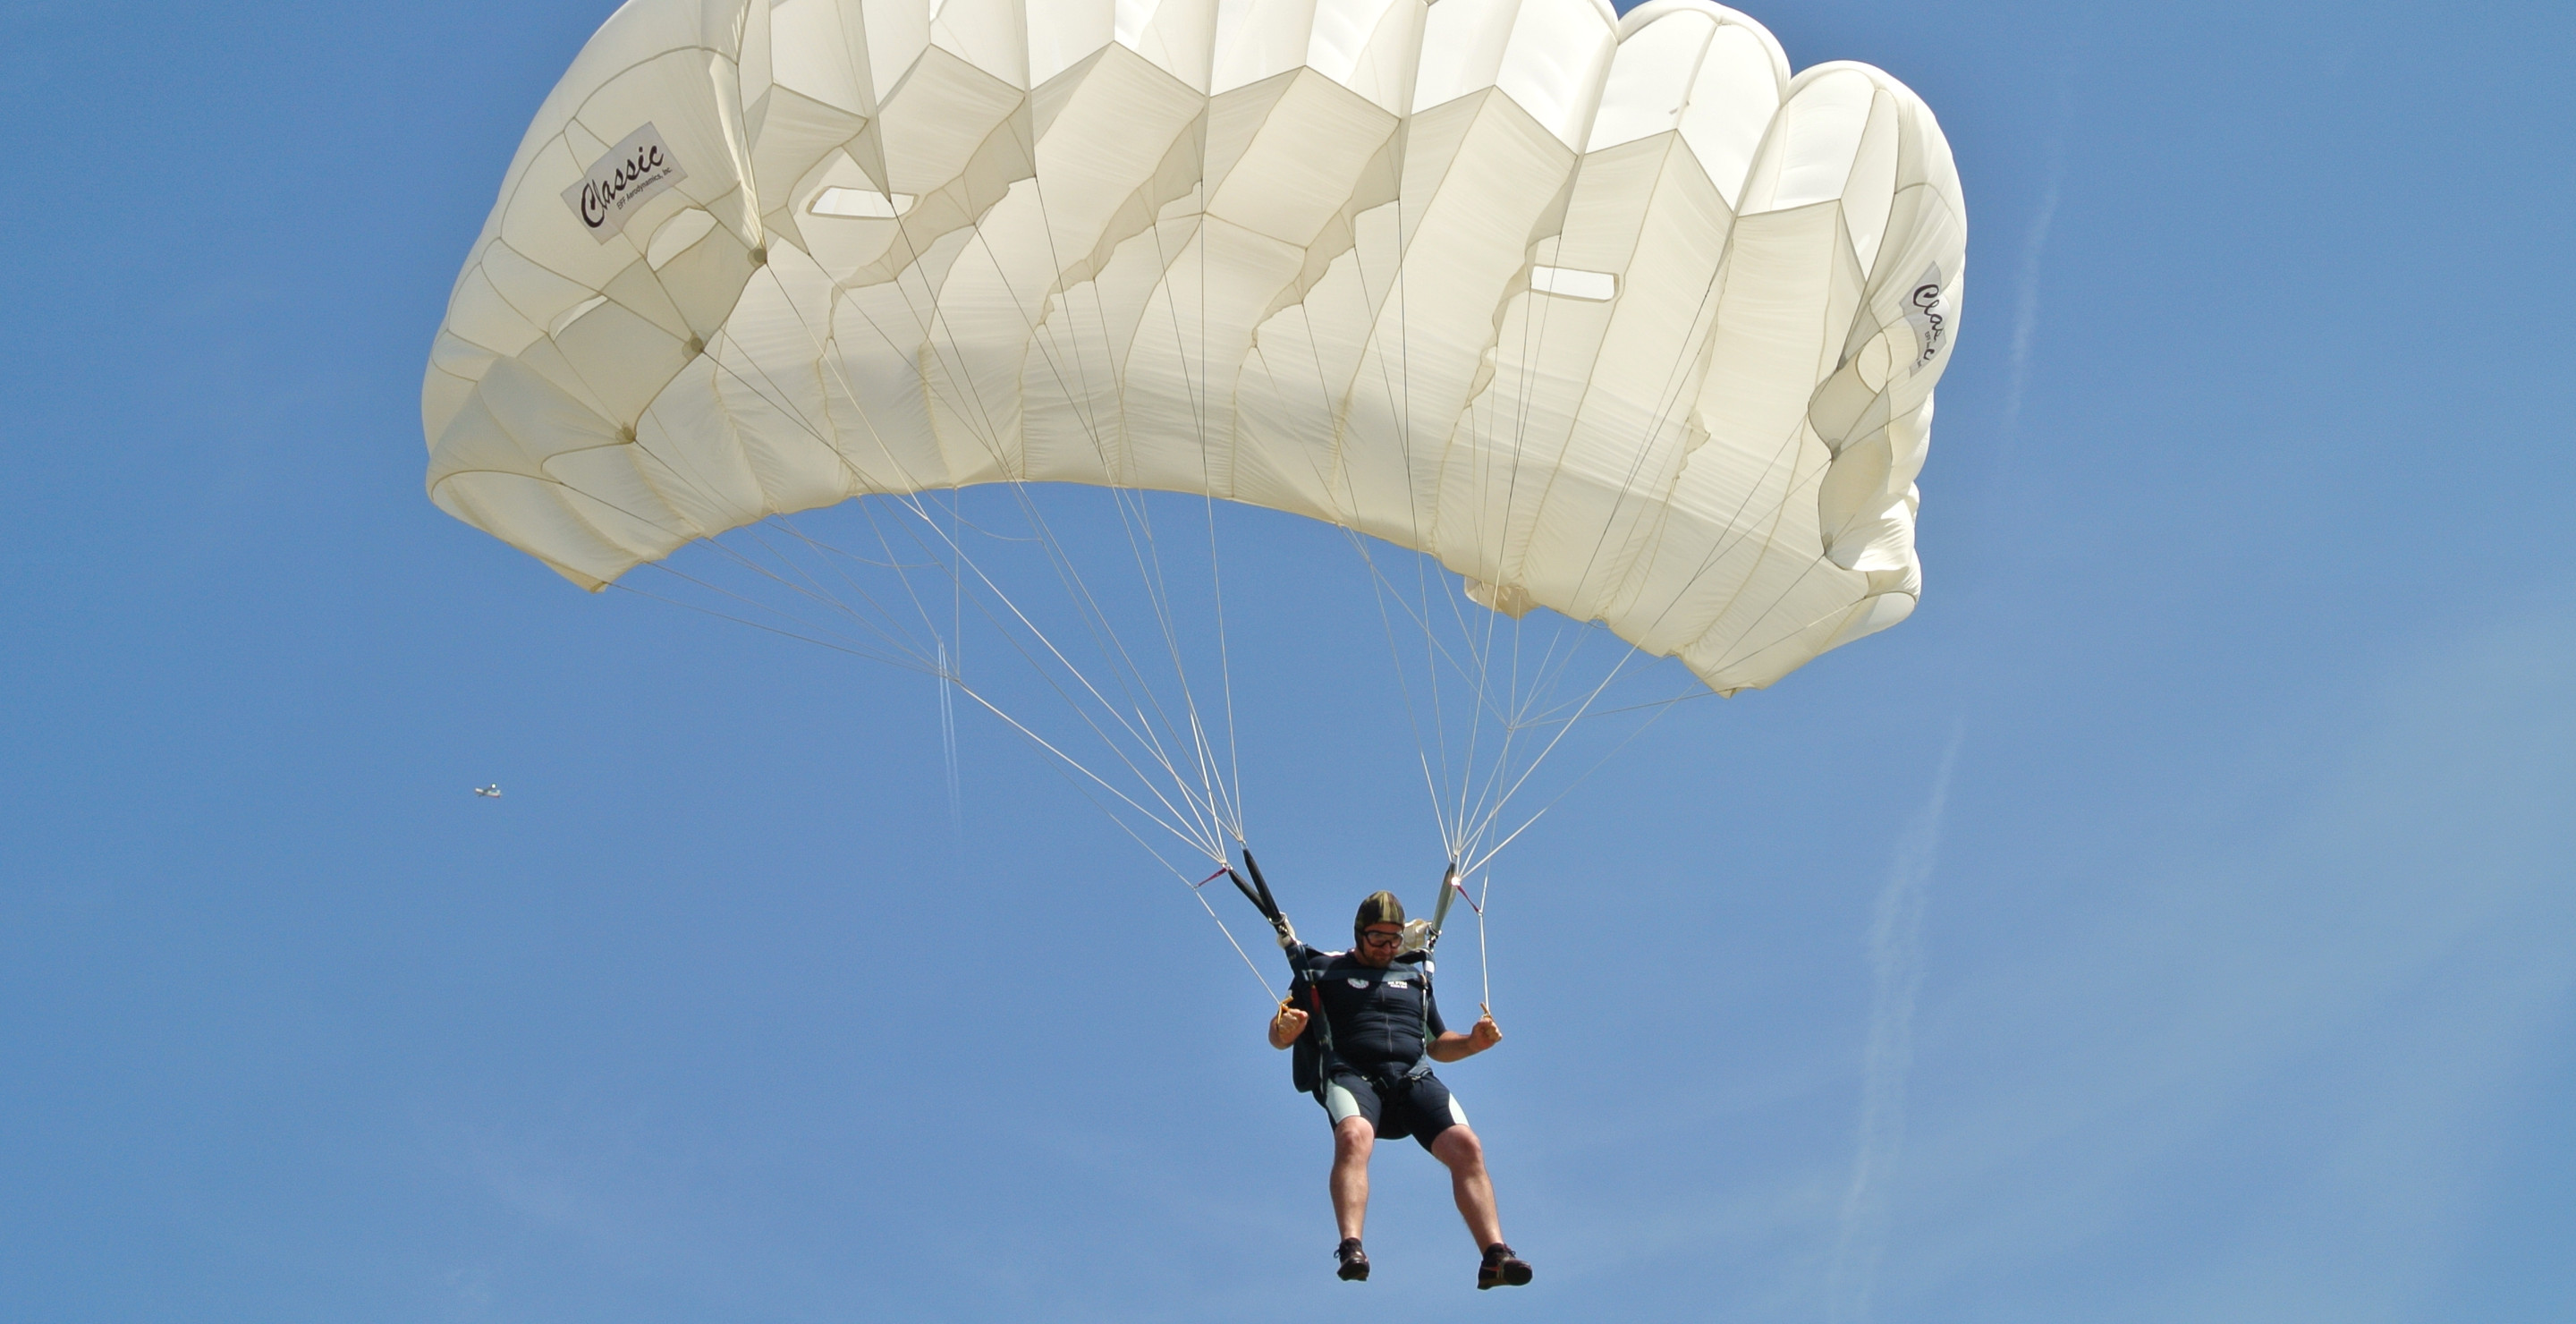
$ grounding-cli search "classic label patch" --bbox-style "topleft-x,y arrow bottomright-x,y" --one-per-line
1903,263 -> 1951,374
1385,980 -> 1410,989
563,124 -> 688,242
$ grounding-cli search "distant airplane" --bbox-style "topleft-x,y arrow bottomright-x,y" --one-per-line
474,785 -> 502,798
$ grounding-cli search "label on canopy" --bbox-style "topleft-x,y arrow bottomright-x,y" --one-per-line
562,124 -> 688,242
1903,263 -> 1952,376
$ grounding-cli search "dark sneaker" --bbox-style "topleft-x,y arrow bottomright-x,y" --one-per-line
1477,1243 -> 1533,1290
1335,1237 -> 1370,1282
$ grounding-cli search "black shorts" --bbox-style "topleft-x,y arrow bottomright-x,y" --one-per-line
1317,1069 -> 1469,1150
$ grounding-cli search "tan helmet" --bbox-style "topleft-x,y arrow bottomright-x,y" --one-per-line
1353,891 -> 1406,944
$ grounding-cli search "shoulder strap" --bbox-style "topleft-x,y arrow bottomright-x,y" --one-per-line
1301,963 -> 1339,1057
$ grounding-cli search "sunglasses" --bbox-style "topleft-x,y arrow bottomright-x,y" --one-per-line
1360,928 -> 1402,946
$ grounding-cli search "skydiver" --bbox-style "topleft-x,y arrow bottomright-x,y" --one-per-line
1267,891 -> 1531,1289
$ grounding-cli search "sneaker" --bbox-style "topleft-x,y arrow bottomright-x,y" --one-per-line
1477,1243 -> 1532,1289
1335,1237 -> 1370,1282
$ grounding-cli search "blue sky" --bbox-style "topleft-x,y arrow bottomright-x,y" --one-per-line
4,2 -> 2572,1321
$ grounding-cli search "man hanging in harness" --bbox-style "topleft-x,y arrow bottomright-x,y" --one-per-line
1265,889 -> 1532,1289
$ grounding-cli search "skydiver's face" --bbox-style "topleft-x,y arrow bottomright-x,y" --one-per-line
1356,923 -> 1402,967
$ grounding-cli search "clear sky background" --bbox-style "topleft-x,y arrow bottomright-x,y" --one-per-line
4,1 -> 2572,1320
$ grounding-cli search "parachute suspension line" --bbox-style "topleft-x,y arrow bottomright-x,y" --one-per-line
1477,873 -> 1492,1014
992,700 -> 1275,1006
1361,186 -> 1466,862
951,498 -> 965,849
1420,140 -> 1744,874
1453,644 -> 1640,865
1323,184 -> 1563,872
977,482 -> 1233,853
1454,220 -> 1569,874
944,149 -> 1256,979
678,511 -> 942,671
1363,134 -> 1740,880
1346,527 -> 1455,857
1457,614 -> 1636,862
1253,210 -> 1469,862
1156,129 -> 1261,972
938,427 -> 1238,853
1189,867 -> 1281,1004
728,520 -> 959,673
1102,483 -> 1242,847
1203,490 -> 1246,849
941,667 -> 1225,861
609,574 -> 933,673
1477,187 -> 1666,866
1090,494 -> 1238,850
945,173 -> 1247,854
1416,530 -> 1462,860
1459,679 -> 1683,877
767,464 -> 1234,865
897,494 -> 1237,860
1496,208 -> 1727,749
669,494 -> 1241,865
1346,516 -> 1617,868
824,190 -> 1243,864
1340,540 -> 1524,728
1180,145 -> 1247,850
1040,491 -> 1241,852
1343,529 -> 1501,864
1012,706 -> 1275,1009
633,529 -> 942,673
1444,562 -> 1496,860
736,522 -> 894,631
1115,166 -> 1248,849
1443,482 -> 1500,857
1545,685 -> 1721,723
937,641 -> 963,845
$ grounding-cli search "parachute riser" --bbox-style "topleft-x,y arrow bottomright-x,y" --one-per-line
1400,861 -> 1462,957
1225,848 -> 1298,948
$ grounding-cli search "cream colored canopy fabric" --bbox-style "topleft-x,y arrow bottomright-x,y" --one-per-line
424,0 -> 1964,695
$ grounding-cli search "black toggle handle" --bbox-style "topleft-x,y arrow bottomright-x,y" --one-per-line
1226,869 -> 1276,921
1241,850 -> 1281,921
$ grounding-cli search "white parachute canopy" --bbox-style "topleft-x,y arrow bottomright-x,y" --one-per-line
424,0 -> 1964,699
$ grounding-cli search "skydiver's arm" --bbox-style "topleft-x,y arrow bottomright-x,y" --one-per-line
1427,1014 -> 1502,1062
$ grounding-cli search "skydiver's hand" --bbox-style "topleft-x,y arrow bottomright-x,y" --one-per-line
1468,1011 -> 1502,1052
1269,1000 -> 1309,1048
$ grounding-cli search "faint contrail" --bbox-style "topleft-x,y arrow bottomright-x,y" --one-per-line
1996,144 -> 2065,453
1827,726 -> 1963,1324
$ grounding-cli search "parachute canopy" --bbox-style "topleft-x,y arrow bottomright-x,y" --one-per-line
425,0 -> 1964,695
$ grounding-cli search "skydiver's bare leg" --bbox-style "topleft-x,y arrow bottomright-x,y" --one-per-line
1430,1125 -> 1502,1249
1331,1116 -> 1375,1240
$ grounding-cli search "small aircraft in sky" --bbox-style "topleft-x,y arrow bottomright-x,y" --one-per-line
473,785 -> 502,798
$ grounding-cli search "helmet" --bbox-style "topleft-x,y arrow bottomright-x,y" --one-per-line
1354,891 -> 1406,944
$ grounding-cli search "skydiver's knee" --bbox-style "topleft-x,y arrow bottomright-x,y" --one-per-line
1335,1117 -> 1377,1157
1435,1125 -> 1484,1169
